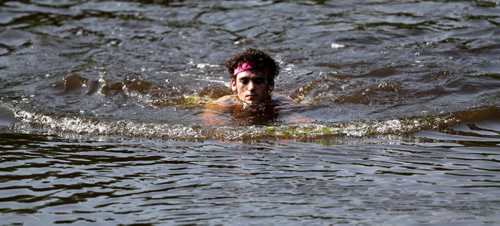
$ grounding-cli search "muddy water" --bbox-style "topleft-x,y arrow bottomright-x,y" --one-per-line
1,0 -> 500,224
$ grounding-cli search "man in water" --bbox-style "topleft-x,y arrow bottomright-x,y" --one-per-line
203,48 -> 293,126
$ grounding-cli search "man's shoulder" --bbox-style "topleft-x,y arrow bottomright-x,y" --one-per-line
210,95 -> 238,106
210,94 -> 295,106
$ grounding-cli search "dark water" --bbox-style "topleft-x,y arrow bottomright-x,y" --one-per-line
1,0 -> 500,224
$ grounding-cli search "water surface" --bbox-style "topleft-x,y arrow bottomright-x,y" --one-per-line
1,0 -> 499,224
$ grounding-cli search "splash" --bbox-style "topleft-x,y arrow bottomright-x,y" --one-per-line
5,103 -> 468,142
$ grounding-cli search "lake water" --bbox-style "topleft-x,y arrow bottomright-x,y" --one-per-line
1,0 -> 499,224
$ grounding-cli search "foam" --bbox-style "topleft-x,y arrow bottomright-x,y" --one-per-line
9,105 -> 460,142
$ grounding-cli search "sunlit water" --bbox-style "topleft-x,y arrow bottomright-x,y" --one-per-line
1,0 -> 499,224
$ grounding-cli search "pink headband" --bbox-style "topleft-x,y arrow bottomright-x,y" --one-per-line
233,62 -> 252,76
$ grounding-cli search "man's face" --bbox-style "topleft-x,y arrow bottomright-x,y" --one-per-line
231,70 -> 274,106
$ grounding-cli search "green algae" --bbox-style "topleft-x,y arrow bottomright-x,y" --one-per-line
175,95 -> 209,105
150,95 -> 211,107
263,125 -> 341,138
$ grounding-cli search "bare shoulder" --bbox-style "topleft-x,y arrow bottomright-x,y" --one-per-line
204,95 -> 239,114
210,95 -> 237,106
206,95 -> 241,112
203,95 -> 238,126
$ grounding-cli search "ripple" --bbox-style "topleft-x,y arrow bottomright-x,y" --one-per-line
1,0 -> 500,224
1,129 -> 500,224
0,29 -> 32,47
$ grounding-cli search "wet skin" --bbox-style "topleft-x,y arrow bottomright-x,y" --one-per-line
202,72 -> 310,125
203,70 -> 276,126
231,70 -> 274,106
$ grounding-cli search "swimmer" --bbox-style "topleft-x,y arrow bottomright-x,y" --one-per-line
203,48 -> 301,126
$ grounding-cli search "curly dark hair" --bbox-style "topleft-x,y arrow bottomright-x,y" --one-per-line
224,48 -> 280,83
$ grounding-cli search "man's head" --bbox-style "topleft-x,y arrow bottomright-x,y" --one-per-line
225,48 -> 280,106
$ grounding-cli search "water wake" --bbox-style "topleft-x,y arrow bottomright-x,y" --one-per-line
4,103 -> 479,142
